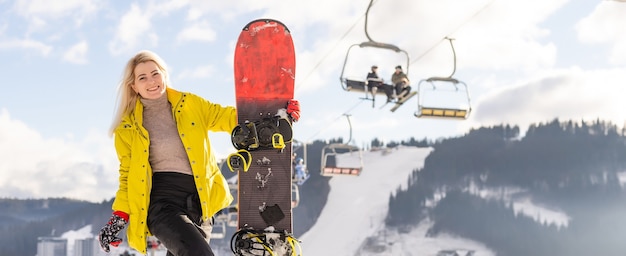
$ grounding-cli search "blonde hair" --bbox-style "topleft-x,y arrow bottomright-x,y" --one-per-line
109,50 -> 171,136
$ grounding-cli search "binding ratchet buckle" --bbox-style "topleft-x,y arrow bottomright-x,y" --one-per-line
272,133 -> 285,149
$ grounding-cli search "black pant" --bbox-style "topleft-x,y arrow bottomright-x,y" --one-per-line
395,82 -> 411,97
147,172 -> 214,256
369,81 -> 394,101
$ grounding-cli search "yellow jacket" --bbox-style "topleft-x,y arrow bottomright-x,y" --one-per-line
111,88 -> 237,254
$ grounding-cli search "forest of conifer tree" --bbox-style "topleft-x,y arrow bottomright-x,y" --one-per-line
386,119 -> 626,255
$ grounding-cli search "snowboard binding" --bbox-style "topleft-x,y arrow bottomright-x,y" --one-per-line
231,121 -> 260,150
230,227 -> 302,256
227,149 -> 252,173
231,116 -> 293,151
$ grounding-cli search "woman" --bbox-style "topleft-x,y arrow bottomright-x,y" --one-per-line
98,50 -> 300,255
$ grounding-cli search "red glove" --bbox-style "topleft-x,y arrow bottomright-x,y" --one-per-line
286,99 -> 300,122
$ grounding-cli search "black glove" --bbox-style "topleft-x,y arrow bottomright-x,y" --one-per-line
98,211 -> 128,252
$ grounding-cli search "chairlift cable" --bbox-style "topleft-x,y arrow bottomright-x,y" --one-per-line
294,3 -> 380,148
293,1 -> 492,175
409,0 -> 496,66
302,100 -> 365,143
294,3 -> 375,91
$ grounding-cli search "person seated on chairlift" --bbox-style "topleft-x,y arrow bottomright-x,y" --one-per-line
294,157 -> 309,185
291,152 -> 298,180
391,65 -> 411,99
366,65 -> 394,102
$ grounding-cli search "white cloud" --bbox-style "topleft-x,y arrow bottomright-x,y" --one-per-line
576,1 -> 626,64
13,0 -> 96,17
4,0 -> 99,59
186,8 -> 204,21
12,0 -> 99,29
467,67 -> 626,132
151,0 -> 190,15
62,40 -> 88,64
177,64 -> 215,80
431,0 -> 565,73
108,1 -> 193,55
0,37 -> 52,56
108,3 -> 155,55
0,109 -> 118,202
176,20 -> 216,43
183,1 -> 261,20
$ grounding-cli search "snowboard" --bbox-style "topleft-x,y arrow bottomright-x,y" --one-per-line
230,18 -> 298,255
390,91 -> 417,112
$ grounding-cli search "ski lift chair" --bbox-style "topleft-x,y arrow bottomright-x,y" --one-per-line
320,143 -> 364,176
343,78 -> 386,97
415,77 -> 471,119
415,37 -> 471,119
210,220 -> 226,239
214,204 -> 238,229
339,0 -> 412,109
227,213 -> 238,227
340,41 -> 410,107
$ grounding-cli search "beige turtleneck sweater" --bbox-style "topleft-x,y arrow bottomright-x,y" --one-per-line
140,94 -> 193,175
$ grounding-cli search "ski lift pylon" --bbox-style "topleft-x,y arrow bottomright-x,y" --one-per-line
415,37 -> 472,119
320,114 -> 364,176
291,183 -> 300,208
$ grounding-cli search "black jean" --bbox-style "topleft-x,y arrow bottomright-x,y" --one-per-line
395,81 -> 411,96
147,172 -> 214,256
368,81 -> 394,100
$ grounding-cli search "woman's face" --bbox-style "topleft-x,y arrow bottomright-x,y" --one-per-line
132,61 -> 166,99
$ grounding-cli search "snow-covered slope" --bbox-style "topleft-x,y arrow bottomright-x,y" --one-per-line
300,146 -> 430,255
300,146 -> 495,256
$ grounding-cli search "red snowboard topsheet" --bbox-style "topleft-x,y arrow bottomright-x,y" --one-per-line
234,19 -> 295,102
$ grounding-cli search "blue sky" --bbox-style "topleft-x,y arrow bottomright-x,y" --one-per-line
1,0 -> 625,202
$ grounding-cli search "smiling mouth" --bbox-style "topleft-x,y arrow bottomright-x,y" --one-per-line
147,85 -> 161,92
